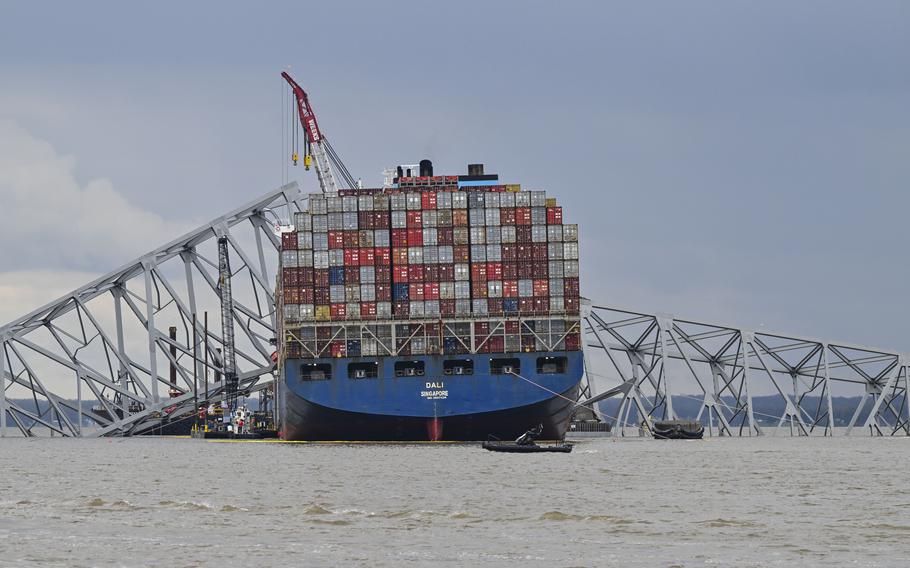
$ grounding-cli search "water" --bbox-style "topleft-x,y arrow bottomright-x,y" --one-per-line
1,436 -> 909,567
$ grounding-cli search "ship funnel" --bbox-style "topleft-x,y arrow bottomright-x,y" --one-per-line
419,159 -> 433,177
468,163 -> 484,176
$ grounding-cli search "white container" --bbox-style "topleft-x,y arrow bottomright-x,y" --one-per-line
406,193 -> 422,210
360,266 -> 376,283
345,284 -> 361,302
438,246 -> 454,264
549,278 -> 565,296
488,280 -> 503,298
360,284 -> 376,302
423,246 -> 439,264
531,207 -> 547,225
423,210 -> 438,227
500,192 -> 515,207
468,193 -> 485,209
455,299 -> 472,315
437,191 -> 453,209
312,215 -> 328,232
563,224 -> 578,242
453,227 -> 469,245
408,247 -> 424,264
410,301 -> 425,318
391,210 -> 407,229
472,299 -> 489,315
390,194 -> 407,211
300,304 -> 315,320
469,227 -> 486,244
312,233 -> 328,251
298,250 -> 313,268
297,231 -> 313,250
362,338 -> 378,356
424,300 -> 440,317
423,228 -> 438,246
454,280 -> 471,298
328,249 -> 344,266
563,242 -> 579,260
439,282 -> 455,300
549,297 -> 565,312
342,212 -> 359,230
532,226 -> 548,243
515,192 -> 531,207
484,208 -> 501,226
347,303 -> 361,319
376,302 -> 392,318
281,250 -> 299,268
469,208 -> 486,227
295,212 -> 312,231
452,192 -> 468,209
530,191 -> 547,207
342,196 -> 358,212
486,226 -> 501,244
454,264 -> 470,281
313,251 -> 329,269
548,225 -> 563,242
374,230 -> 390,247
518,279 -> 534,297
549,260 -> 564,277
283,304 -> 300,321
358,195 -> 374,211
548,242 -> 563,260
327,196 -> 343,212
327,212 -> 344,230
564,260 -> 580,278
486,244 -> 502,262
484,193 -> 501,208
359,230 -> 374,247
470,245 -> 487,262
373,194 -> 389,210
309,195 -> 328,215
500,226 -> 516,244
330,285 -> 345,303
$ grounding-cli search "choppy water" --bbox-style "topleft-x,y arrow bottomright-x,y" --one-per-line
1,436 -> 909,567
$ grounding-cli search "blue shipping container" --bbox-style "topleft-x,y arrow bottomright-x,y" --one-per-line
329,267 -> 345,285
392,283 -> 410,301
503,299 -> 519,313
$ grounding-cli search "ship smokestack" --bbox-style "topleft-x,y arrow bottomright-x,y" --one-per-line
419,159 -> 433,177
468,163 -> 484,176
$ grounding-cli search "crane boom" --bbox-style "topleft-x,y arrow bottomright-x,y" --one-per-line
281,71 -> 339,194
217,237 -> 238,417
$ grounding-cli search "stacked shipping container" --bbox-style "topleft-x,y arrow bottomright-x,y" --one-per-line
280,184 -> 580,358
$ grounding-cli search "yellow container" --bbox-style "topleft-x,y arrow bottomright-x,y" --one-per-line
315,306 -> 331,321
546,198 -> 557,207
505,184 -> 521,192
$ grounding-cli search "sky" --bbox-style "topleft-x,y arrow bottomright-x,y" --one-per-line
0,1 -> 907,351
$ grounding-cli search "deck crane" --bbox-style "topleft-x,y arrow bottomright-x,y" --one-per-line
281,71 -> 358,193
216,236 -> 239,423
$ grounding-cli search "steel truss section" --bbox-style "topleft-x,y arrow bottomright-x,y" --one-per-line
580,303 -> 909,437
0,184 -> 303,437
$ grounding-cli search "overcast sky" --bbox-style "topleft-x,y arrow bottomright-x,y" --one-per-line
1,1 -> 907,350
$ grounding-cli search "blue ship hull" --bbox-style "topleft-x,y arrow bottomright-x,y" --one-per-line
279,351 -> 583,441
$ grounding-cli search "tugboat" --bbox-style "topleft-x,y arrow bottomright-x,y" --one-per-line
482,424 -> 574,453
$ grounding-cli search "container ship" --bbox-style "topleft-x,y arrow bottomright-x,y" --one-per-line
276,161 -> 582,441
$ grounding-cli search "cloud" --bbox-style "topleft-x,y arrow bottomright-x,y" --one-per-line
0,120 -> 188,273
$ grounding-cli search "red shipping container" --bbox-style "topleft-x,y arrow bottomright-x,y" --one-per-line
517,227 -> 533,243
282,268 -> 298,287
373,211 -> 390,229
343,249 -> 360,266
500,208 -> 516,225
438,263 -> 454,281
453,245 -> 470,262
564,277 -> 580,298
486,262 -> 503,280
471,264 -> 487,280
546,206 -> 563,225
282,232 -> 298,250
501,244 -> 517,262
299,267 -> 314,283
503,263 -> 518,280
503,280 -> 518,298
411,285 -> 425,300
358,211 -> 375,229
437,227 -> 454,246
407,228 -> 423,246
533,243 -> 548,261
392,301 -> 409,317
328,231 -> 344,249
453,210 -> 469,227
519,298 -> 534,314
346,270 -> 360,285
391,229 -> 408,247
375,265 -> 392,283
285,287 -> 300,304
376,284 -> 392,301
440,299 -> 456,316
424,265 -> 439,282
474,321 -> 489,335
360,248 -> 375,266
343,231 -> 359,248
487,298 -> 503,315
488,335 -> 505,353
330,303 -> 347,319
534,261 -> 549,279
408,265 -> 425,282
505,321 -> 520,334
300,287 -> 315,304
315,287 -> 330,304
394,265 -> 409,282
517,245 -> 534,261
392,248 -> 409,265
361,302 -> 377,319
472,282 -> 488,298
374,247 -> 391,265
564,297 -> 580,314
533,279 -> 549,297
406,211 -> 423,228
515,208 -> 532,225
421,192 -> 437,209
565,332 -> 581,351
330,340 -> 346,357
314,269 -> 330,287
424,282 -> 440,300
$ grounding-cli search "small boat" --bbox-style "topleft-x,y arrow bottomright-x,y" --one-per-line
482,440 -> 574,453
652,419 -> 704,440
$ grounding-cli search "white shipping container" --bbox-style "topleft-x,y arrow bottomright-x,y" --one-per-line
549,278 -> 565,296
563,242 -> 579,260
454,299 -> 471,315
297,231 -> 313,250
563,224 -> 578,242
362,338 -> 378,356
410,301 -> 425,318
309,195 -> 327,215
453,227 -> 469,245
327,196 -> 343,212
342,196 -> 358,212
548,242 -> 563,260
376,302 -> 392,318
411,336 -> 426,354
345,284 -> 360,302
532,226 -> 548,243
423,228 -> 438,246
391,210 -> 407,229
313,251 -> 329,269
283,304 -> 300,321
358,195 -> 374,211
547,225 -> 563,242
312,233 -> 328,251
484,208 -> 500,226
454,264 -> 470,281
406,193 -> 422,210
295,212 -> 312,231
454,281 -> 471,298
298,250 -> 313,268
342,212 -> 359,230
515,192 -> 531,207
408,248 -> 424,264
330,285 -> 345,302
360,284 -> 376,302
437,191 -> 453,209
374,230 -> 390,247
327,212 -> 343,230
486,226 -> 501,244
518,279 -> 534,298
281,250 -> 299,268
500,226 -> 516,243
373,194 -> 389,210
452,192 -> 468,209
472,299 -> 489,315
347,303 -> 361,318
500,192 -> 515,207
468,193 -> 485,208
486,244 -> 502,262
300,304 -> 315,320
530,191 -> 547,207
390,193 -> 407,211
329,249 -> 344,266
360,266 -> 376,283
488,280 -> 503,298
424,300 -> 440,317
359,230 -> 374,247
470,245 -> 487,262
437,210 -> 453,227
469,227 -> 486,244
549,260 -> 564,277
438,246 -> 454,264
423,210 -> 438,227
440,282 -> 455,300
531,207 -> 547,225
484,193 -> 501,208
312,214 -> 328,232
564,260 -> 580,278
423,246 -> 439,264
469,208 -> 486,227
